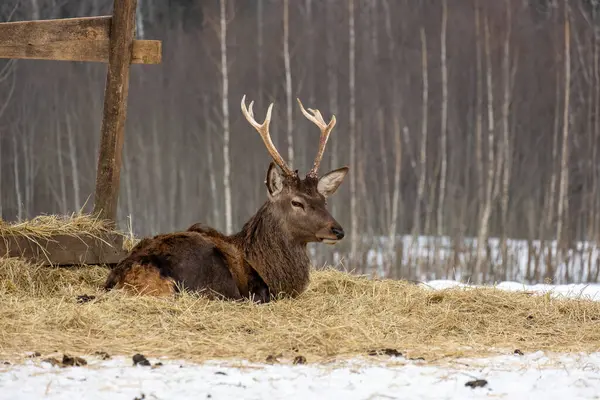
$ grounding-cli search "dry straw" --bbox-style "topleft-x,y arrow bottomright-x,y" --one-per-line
2,253 -> 600,365
0,213 -> 138,262
0,213 -> 115,238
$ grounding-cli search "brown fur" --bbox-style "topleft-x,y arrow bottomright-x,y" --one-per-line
105,231 -> 253,302
104,167 -> 345,302
112,263 -> 176,297
105,98 -> 348,303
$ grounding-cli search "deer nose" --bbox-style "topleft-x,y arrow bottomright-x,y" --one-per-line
331,226 -> 345,240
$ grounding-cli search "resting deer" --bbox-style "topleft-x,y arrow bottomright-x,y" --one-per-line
104,95 -> 348,303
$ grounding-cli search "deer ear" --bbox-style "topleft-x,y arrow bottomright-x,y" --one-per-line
266,162 -> 285,197
317,166 -> 349,197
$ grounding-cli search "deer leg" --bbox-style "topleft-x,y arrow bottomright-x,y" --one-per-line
246,265 -> 271,304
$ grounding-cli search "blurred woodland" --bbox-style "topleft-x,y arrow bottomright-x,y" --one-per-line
0,0 -> 599,284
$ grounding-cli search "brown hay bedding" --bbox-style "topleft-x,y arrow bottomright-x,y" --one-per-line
0,214 -> 119,238
2,256 -> 600,366
0,214 -> 138,253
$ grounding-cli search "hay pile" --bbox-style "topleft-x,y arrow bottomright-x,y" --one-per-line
1,255 -> 600,365
0,214 -> 116,238
0,214 -> 137,254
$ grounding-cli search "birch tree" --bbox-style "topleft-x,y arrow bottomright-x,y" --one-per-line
412,27 -> 429,262
438,0 -> 448,241
257,0 -> 264,105
348,0 -> 358,266
283,0 -> 294,169
220,0 -> 233,234
474,10 -> 497,283
556,0 -> 571,281
66,113 -> 81,211
0,59 -> 16,218
500,0 -> 513,279
326,0 -> 339,220
136,0 -> 145,39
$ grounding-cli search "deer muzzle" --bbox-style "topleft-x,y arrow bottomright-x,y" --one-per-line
316,224 -> 345,245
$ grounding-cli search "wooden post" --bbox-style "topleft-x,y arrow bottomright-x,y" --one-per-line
93,0 -> 138,224
0,1 -> 161,266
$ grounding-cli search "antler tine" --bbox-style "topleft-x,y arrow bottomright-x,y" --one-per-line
297,98 -> 337,178
241,95 -> 294,176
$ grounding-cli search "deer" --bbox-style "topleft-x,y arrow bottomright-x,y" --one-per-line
103,95 -> 349,303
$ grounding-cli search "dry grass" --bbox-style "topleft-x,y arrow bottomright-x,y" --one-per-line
0,213 -> 117,239
2,256 -> 600,365
0,214 -> 139,257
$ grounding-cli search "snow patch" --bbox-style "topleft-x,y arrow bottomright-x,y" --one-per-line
2,352 -> 600,399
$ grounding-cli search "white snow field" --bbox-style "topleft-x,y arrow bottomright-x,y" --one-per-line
2,280 -> 600,399
319,234 -> 600,284
2,351 -> 600,400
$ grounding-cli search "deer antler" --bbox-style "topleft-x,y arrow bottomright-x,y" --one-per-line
241,95 -> 294,176
297,98 -> 337,178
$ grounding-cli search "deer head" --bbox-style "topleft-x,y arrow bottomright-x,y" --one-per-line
241,95 -> 348,245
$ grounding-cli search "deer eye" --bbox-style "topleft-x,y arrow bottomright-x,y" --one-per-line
291,200 -> 305,209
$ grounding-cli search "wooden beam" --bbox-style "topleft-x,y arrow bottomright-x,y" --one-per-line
0,16 -> 161,64
93,0 -> 138,223
0,16 -> 111,46
0,233 -> 127,266
0,40 -> 161,64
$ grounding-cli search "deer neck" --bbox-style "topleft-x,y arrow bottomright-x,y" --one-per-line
231,202 -> 311,297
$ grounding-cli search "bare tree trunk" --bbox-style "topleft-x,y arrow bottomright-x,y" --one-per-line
30,0 -> 40,19
220,0 -> 233,234
326,0 -> 339,224
22,131 -> 32,218
388,120 -> 402,277
556,1 -> 571,281
136,0 -> 145,39
543,15 -> 563,282
382,0 -> 403,276
434,0 -> 449,274
594,11 -> 600,252
169,153 -> 178,227
438,0 -> 448,241
12,135 -> 22,221
257,0 -> 264,105
55,120 -> 68,215
204,95 -> 220,229
414,27 -> 429,237
412,27 -> 429,274
283,0 -> 294,168
305,0 -> 315,170
136,134 -> 156,233
0,61 -> 16,218
66,113 -> 81,211
378,110 -> 390,227
474,11 -> 497,283
585,20 -> 597,282
358,132 -> 371,273
349,0 -> 358,266
151,118 -> 163,229
500,0 -> 512,280
123,155 -> 133,223
473,0 -> 485,280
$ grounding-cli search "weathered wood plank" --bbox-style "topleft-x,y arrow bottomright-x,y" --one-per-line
0,39 -> 161,64
0,234 -> 127,265
93,0 -> 138,223
0,16 -> 111,46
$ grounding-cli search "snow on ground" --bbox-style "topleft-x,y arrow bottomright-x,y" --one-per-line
3,280 -> 600,400
316,234 -> 600,284
2,351 -> 600,400
423,279 -> 600,301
